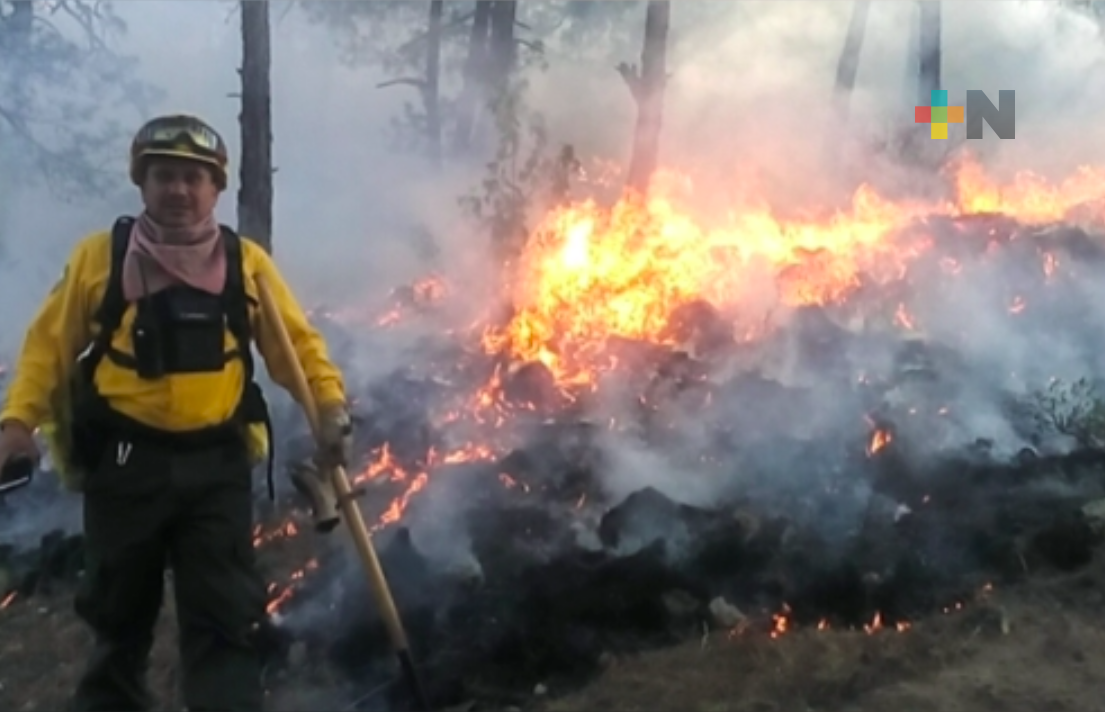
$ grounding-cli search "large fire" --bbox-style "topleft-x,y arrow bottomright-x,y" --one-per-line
479,155 -> 1105,387
259,153 -> 1105,626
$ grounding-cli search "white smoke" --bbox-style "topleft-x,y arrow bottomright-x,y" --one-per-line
3,1 -> 1105,632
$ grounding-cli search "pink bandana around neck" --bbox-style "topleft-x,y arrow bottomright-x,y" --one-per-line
120,212 -> 227,302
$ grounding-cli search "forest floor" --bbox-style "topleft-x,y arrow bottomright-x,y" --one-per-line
539,561 -> 1105,712
4,550 -> 1105,712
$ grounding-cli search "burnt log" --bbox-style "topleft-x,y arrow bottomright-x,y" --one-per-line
598,486 -> 717,552
663,298 -> 734,357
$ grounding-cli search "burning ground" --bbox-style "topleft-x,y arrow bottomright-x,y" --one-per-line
7,156 -> 1105,710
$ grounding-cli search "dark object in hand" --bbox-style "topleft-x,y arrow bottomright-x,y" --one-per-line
0,456 -> 34,494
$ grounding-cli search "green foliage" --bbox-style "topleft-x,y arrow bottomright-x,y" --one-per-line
297,0 -> 434,69
297,1 -> 631,160
520,0 -> 643,62
0,0 -> 162,201
300,1 -> 644,67
457,73 -> 578,271
298,1 -> 465,158
1029,377 -> 1105,449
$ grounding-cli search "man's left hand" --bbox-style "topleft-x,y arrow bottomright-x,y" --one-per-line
316,401 -> 353,470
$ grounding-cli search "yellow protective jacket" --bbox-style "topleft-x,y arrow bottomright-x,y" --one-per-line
0,228 -> 346,480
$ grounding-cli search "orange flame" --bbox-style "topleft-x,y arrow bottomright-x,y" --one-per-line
262,155 -> 1097,617
867,428 -> 892,456
474,155 -> 1105,387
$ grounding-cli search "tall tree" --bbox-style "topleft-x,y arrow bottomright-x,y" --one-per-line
303,1 -> 632,162
0,0 -> 160,200
890,0 -> 950,168
376,0 -> 449,165
238,0 -> 273,252
619,0 -> 670,198
424,0 -> 444,165
833,0 -> 871,125
916,0 -> 941,106
453,1 -> 492,155
487,0 -> 517,94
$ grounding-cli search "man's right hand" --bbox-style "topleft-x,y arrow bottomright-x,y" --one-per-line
0,419 -> 40,470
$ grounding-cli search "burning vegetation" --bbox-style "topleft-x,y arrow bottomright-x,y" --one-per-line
252,157 -> 1105,707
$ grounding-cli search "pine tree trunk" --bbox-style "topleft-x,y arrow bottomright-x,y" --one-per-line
833,0 -> 870,122
425,0 -> 444,166
7,0 -> 33,44
238,0 -> 273,253
895,0 -> 944,170
453,0 -> 492,154
487,0 -> 517,97
917,0 -> 941,105
621,0 -> 670,198
903,5 -> 919,119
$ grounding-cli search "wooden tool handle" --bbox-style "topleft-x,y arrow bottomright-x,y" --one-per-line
255,275 -> 411,651
255,275 -> 321,437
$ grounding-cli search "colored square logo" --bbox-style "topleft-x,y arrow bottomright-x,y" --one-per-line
914,89 -> 964,139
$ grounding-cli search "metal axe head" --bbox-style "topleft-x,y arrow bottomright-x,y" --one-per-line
288,460 -> 341,533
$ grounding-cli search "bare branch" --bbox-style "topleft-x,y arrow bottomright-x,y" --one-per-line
277,1 -> 296,25
616,61 -> 643,104
377,77 -> 428,90
49,0 -> 112,52
516,38 -> 542,53
0,102 -> 114,194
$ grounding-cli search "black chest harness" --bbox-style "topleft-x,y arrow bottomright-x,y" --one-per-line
69,216 -> 274,498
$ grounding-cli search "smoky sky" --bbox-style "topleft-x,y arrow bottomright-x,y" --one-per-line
3,1 -> 1105,358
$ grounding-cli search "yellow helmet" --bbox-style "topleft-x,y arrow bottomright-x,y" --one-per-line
129,114 -> 229,189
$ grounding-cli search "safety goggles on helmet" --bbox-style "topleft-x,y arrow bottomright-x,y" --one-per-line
133,116 -> 226,158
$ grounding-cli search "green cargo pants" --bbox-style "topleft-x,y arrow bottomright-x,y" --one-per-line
71,434 -> 268,712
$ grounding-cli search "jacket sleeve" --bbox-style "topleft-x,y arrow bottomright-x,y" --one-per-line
251,248 -> 347,408
0,245 -> 93,430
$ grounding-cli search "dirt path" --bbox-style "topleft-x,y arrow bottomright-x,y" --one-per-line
4,556 -> 1105,711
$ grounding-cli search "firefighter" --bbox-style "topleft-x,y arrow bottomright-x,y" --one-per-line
0,114 -> 352,711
